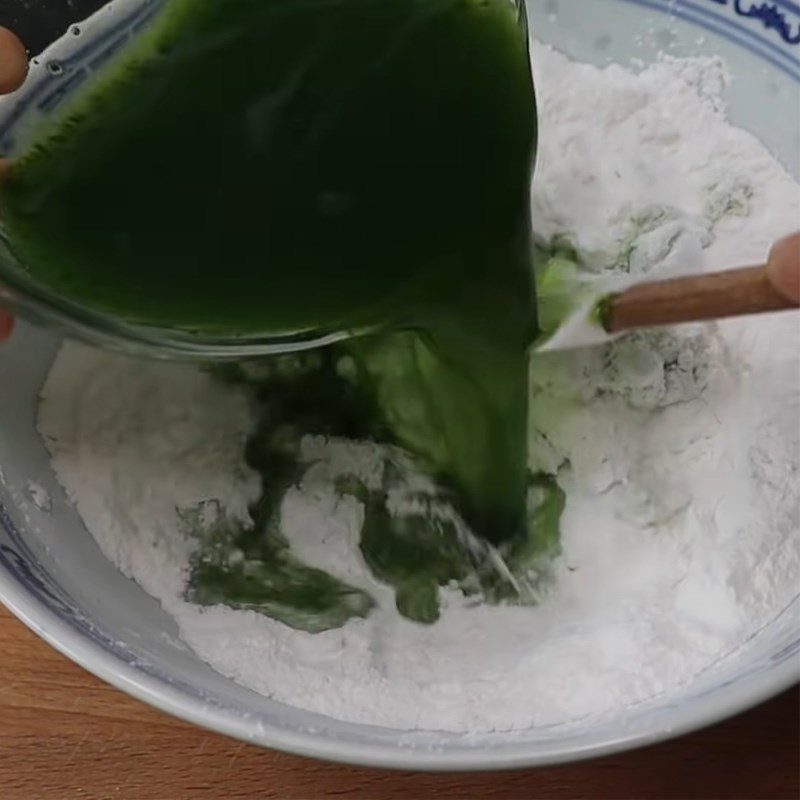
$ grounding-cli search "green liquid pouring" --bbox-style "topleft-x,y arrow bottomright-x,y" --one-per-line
2,0 -> 552,627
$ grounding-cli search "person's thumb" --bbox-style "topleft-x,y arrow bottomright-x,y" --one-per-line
0,27 -> 28,94
767,233 -> 800,305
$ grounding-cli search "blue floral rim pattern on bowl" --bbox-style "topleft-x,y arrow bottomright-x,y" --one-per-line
623,0 -> 800,81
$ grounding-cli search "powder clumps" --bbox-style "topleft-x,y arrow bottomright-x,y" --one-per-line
37,46 -> 800,733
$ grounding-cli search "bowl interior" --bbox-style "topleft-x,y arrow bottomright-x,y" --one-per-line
0,0 -> 798,770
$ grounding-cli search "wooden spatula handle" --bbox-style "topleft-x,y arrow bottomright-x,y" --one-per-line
605,265 -> 798,334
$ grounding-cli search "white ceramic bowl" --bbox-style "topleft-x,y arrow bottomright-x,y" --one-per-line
0,0 -> 798,770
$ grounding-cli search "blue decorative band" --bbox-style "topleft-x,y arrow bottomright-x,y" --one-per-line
618,0 -> 800,82
696,1 -> 800,47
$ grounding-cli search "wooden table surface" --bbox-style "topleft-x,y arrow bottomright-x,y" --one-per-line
0,606 -> 797,800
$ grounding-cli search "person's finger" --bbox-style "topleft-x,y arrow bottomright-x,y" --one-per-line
766,233 -> 800,305
0,309 -> 13,341
0,27 -> 28,94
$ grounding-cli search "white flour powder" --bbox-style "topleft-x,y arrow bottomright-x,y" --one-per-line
37,46 -> 800,733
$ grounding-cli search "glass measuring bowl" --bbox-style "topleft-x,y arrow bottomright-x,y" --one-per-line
0,0 -> 532,361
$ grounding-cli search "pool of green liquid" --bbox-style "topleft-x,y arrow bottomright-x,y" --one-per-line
2,0 -> 560,628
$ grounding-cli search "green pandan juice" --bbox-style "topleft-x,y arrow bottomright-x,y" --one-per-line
2,0 -> 539,555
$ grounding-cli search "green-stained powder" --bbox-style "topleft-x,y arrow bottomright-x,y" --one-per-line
187,356 -> 564,629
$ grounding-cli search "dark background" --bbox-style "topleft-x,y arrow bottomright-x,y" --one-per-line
0,0 -> 107,55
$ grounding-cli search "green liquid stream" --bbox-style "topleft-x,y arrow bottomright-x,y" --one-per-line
2,0 -> 556,627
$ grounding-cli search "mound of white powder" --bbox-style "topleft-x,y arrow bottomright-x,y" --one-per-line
37,46 -> 800,733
